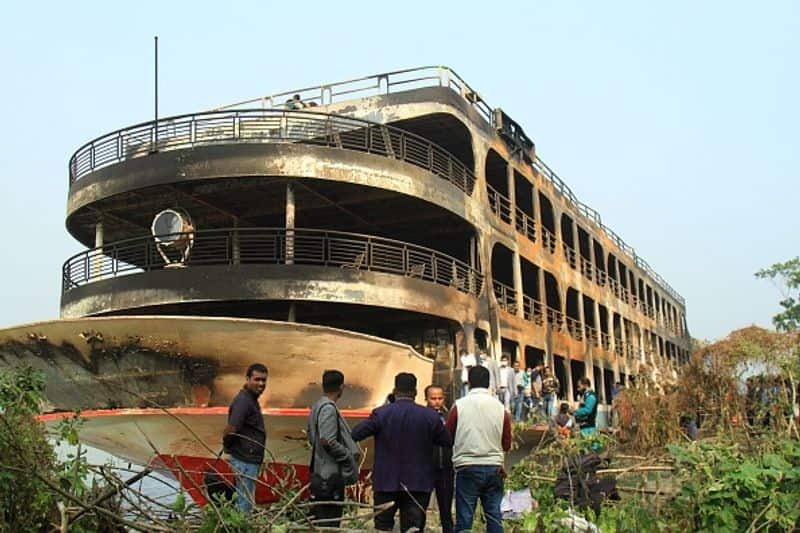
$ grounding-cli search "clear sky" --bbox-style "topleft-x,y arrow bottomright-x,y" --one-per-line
0,1 -> 796,340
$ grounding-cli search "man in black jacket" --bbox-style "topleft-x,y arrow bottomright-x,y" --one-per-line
223,363 -> 268,512
351,373 -> 452,532
425,385 -> 454,533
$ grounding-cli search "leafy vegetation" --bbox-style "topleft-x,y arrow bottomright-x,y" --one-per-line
0,366 -> 56,531
757,257 -> 800,332
667,438 -> 800,531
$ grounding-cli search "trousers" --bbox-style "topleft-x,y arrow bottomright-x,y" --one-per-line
455,465 -> 504,533
373,490 -> 431,532
228,456 -> 260,513
434,469 -> 455,533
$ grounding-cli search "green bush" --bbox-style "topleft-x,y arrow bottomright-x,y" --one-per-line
0,366 -> 58,531
667,438 -> 800,532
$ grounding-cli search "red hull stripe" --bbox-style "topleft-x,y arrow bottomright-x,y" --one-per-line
154,455 -> 370,506
36,406 -> 373,422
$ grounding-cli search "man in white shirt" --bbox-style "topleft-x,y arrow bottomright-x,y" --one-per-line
496,356 -> 516,413
479,350 -> 499,394
446,366 -> 511,533
459,348 -> 476,398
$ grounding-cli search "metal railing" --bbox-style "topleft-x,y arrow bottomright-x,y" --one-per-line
69,110 -> 476,194
546,307 -> 565,331
608,277 -> 621,300
565,316 -> 584,341
562,243 -> 578,269
585,325 -> 600,348
580,257 -> 593,281
594,267 -> 607,287
600,332 -> 612,351
514,207 -> 536,243
62,227 -> 484,296
492,279 -> 518,315
533,156 -> 685,305
614,340 -> 625,357
486,184 -> 512,224
212,66 -> 495,125
73,63 -> 684,305
206,64 -> 683,305
541,226 -> 557,254
522,294 -> 544,325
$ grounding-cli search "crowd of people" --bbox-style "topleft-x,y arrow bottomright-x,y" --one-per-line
457,348 -> 599,435
221,358 -> 600,531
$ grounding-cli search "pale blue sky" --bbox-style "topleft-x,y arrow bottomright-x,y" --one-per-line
0,1 -> 796,340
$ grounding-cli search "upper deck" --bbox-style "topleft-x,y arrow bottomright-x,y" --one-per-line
66,66 -> 683,308
60,65 -> 691,397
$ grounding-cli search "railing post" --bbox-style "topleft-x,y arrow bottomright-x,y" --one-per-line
447,158 -> 453,185
428,144 -> 433,172
285,182 -> 295,265
145,239 -> 151,271
232,222 -> 240,265
91,221 -> 103,281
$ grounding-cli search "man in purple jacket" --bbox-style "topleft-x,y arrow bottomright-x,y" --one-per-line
351,373 -> 452,532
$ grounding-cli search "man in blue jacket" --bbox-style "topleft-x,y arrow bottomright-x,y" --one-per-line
573,377 -> 599,435
351,373 -> 452,532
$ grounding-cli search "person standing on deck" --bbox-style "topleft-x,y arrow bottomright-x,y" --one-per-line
222,363 -> 268,513
425,385 -> 455,533
447,365 -> 512,533
541,366 -> 560,418
529,364 -> 544,418
459,348 -> 477,398
351,373 -> 452,532
513,359 -> 527,422
497,356 -> 515,413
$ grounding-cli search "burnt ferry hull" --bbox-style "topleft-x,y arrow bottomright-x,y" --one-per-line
0,316 -> 431,503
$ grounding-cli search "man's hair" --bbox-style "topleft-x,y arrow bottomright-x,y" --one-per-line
579,377 -> 592,388
424,384 -> 443,399
322,370 -> 344,393
468,365 -> 490,389
394,372 -> 417,394
559,402 -> 570,414
246,363 -> 268,377
501,355 -> 509,360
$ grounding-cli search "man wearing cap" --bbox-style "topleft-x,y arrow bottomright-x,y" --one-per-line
351,373 -> 452,532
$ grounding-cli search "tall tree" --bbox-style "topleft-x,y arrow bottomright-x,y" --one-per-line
756,257 -> 800,332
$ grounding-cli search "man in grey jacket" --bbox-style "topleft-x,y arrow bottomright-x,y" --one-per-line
307,370 -> 361,527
